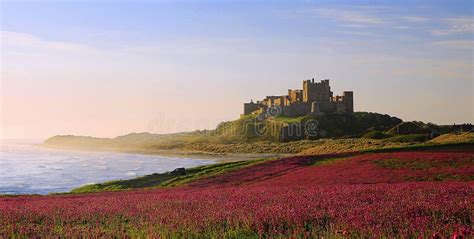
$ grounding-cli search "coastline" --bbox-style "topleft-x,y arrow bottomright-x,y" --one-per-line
41,132 -> 474,162
7,139 -> 473,196
41,144 -> 290,163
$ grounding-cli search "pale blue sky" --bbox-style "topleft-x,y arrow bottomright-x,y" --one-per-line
1,0 -> 473,139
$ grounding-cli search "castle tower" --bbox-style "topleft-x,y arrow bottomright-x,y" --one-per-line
243,100 -> 261,115
342,91 -> 354,113
302,79 -> 332,103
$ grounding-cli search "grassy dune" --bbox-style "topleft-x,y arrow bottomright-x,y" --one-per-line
429,132 -> 474,144
71,138 -> 473,194
44,131 -> 474,158
72,158 -> 272,193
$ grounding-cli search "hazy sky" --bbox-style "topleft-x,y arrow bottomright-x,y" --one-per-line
1,0 -> 473,140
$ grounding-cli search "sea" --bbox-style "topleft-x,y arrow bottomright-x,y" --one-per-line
0,140 -> 215,195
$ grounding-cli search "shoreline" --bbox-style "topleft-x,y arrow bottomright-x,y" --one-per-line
41,144 -> 291,163
0,144 -> 290,196
4,141 -> 472,196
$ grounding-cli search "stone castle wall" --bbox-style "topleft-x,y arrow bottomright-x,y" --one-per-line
243,78 -> 354,117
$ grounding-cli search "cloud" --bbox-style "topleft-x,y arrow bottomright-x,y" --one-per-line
1,31 -> 93,52
401,16 -> 428,23
431,17 -> 474,35
336,30 -> 381,37
310,8 -> 384,26
432,40 -> 474,50
393,25 -> 413,30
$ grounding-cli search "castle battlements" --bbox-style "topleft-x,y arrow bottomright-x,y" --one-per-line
243,78 -> 353,117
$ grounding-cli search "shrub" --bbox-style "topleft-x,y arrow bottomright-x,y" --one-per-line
362,131 -> 390,139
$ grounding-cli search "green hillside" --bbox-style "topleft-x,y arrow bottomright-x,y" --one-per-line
45,112 -> 402,150
44,112 -> 473,156
214,112 -> 402,142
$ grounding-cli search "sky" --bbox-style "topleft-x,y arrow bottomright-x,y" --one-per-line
1,0 -> 473,140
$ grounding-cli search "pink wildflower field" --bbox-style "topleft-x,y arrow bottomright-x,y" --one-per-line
1,151 -> 473,238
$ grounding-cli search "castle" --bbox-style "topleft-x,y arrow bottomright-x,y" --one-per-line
243,78 -> 353,117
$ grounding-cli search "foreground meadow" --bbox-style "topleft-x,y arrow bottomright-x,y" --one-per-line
1,150 -> 473,238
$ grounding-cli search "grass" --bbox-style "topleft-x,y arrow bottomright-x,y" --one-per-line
362,141 -> 474,154
361,130 -> 391,139
45,133 -> 474,157
297,138 -> 411,155
309,156 -> 352,166
71,158 -> 274,193
429,132 -> 474,144
273,116 -> 308,124
200,133 -> 470,156
382,134 -> 429,143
